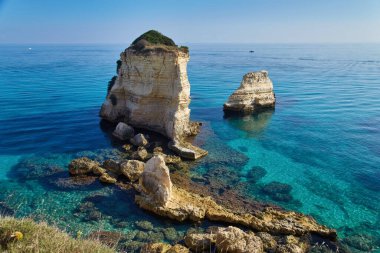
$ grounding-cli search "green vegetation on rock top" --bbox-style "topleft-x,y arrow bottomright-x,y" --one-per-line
132,30 -> 176,46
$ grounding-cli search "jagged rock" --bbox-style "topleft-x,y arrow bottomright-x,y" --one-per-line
224,71 -> 275,113
130,133 -> 149,147
139,155 -> 173,206
99,31 -> 207,159
102,159 -> 121,174
135,185 -> 337,239
257,232 -> 277,251
120,160 -> 144,182
99,173 -> 117,184
68,157 -> 99,175
132,147 -> 148,161
215,226 -> 263,253
112,122 -> 134,140
184,232 -> 214,252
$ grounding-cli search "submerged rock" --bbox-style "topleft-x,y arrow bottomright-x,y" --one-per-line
99,30 -> 206,160
224,71 -> 275,114
139,155 -> 173,206
112,122 -> 135,140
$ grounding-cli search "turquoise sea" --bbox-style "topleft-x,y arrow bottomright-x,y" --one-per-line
0,43 -> 379,252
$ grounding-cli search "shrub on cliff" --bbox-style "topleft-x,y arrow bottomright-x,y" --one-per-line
132,30 -> 176,47
0,216 -> 114,252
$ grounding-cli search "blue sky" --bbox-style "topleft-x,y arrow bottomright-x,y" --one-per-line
0,0 -> 379,43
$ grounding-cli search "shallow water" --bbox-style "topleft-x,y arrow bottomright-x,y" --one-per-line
0,43 -> 379,252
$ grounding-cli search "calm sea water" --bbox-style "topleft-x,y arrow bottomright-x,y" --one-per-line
0,43 -> 379,252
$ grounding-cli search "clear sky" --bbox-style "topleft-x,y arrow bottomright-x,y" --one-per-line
0,0 -> 380,44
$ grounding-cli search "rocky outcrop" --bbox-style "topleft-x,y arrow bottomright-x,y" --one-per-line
138,155 -> 173,206
184,226 -> 311,253
135,157 -> 336,239
136,185 -> 336,238
100,30 -> 207,160
223,71 -> 275,113
68,157 -> 101,175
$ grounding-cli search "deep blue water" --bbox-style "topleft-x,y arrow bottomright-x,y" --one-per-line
0,43 -> 379,252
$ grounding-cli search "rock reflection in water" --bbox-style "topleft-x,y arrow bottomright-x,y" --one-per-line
224,109 -> 274,138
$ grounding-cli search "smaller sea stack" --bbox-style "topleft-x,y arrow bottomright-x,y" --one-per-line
223,71 -> 275,114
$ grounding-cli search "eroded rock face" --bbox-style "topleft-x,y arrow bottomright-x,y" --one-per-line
100,36 -> 207,159
139,155 -> 173,206
224,71 -> 275,113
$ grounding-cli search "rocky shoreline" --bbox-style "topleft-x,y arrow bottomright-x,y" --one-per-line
65,127 -> 345,252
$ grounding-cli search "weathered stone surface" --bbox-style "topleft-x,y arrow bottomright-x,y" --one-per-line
169,141 -> 208,160
112,122 -> 134,140
224,71 -> 275,113
135,185 -> 336,239
99,173 -> 117,184
132,147 -> 148,161
215,226 -> 263,253
99,33 -> 206,159
102,159 -> 121,174
130,133 -> 148,147
68,157 -> 99,175
167,244 -> 190,253
120,160 -> 144,182
139,155 -> 173,206
184,232 -> 214,252
92,166 -> 106,176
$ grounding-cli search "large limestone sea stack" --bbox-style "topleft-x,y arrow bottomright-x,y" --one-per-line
224,71 -> 276,114
100,30 -> 207,159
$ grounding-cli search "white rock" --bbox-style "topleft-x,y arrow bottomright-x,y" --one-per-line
99,42 -> 207,159
224,71 -> 275,113
112,122 -> 134,140
140,155 -> 172,206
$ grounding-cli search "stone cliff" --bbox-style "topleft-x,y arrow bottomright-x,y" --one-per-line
224,71 -> 276,113
100,30 -> 207,159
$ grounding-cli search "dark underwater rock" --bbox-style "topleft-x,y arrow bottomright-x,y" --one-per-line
262,181 -> 293,202
246,166 -> 267,182
51,175 -> 98,190
135,221 -> 154,231
9,155 -> 65,180
0,202 -> 14,216
342,233 -> 376,252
